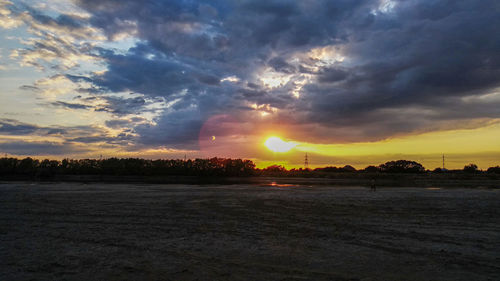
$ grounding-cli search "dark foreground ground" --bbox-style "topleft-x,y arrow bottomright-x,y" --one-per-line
0,183 -> 499,281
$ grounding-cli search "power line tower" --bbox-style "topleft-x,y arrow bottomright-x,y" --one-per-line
304,153 -> 309,169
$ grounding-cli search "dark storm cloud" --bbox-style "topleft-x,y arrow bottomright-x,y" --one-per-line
94,96 -> 147,115
92,46 -> 197,97
289,0 -> 500,141
48,90 -> 162,117
50,96 -> 151,116
196,74 -> 220,86
268,57 -> 296,74
75,0 -> 230,58
317,67 -> 349,83
135,109 -> 204,148
62,0 -> 500,145
105,117 -> 148,129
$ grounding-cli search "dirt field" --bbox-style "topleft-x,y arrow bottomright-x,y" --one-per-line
1,182 -> 499,280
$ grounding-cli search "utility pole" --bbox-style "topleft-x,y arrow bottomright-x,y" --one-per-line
442,154 -> 445,170
304,153 -> 309,169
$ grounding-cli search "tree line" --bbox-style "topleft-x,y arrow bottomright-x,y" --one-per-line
0,157 -> 256,177
0,157 -> 499,178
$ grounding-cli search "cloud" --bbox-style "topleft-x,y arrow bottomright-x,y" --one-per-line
268,57 -> 296,74
51,100 -> 91,110
71,93 -> 165,117
0,0 -> 23,28
19,85 -> 41,91
94,96 -> 148,115
10,31 -> 100,70
80,0 -> 500,145
2,1 -> 103,70
91,48 -> 195,97
0,119 -> 39,135
104,116 -> 149,129
66,133 -> 133,144
0,118 -> 122,144
0,140 -> 88,155
3,0 -> 500,150
317,67 -> 349,83
135,108 -> 204,148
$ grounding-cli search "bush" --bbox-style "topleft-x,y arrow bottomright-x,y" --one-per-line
363,165 -> 380,173
378,160 -> 425,173
486,166 -> 500,174
463,163 -> 479,173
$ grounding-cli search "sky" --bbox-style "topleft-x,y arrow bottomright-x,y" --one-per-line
0,0 -> 500,170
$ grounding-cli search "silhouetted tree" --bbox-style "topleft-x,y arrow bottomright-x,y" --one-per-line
261,165 -> 287,176
314,166 -> 341,173
37,159 -> 59,177
379,160 -> 425,173
18,157 -> 39,176
0,157 -> 260,177
0,156 -> 492,179
0,157 -> 18,175
463,163 -> 479,173
486,166 -> 500,174
341,165 -> 356,172
363,165 -> 380,173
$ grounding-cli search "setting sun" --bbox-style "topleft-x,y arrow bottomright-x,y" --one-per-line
264,137 -> 297,153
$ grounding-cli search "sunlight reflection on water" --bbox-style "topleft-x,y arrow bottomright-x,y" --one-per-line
262,182 -> 298,188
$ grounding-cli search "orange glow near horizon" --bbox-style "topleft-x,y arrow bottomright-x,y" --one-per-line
1,122 -> 499,170
293,122 -> 500,157
256,122 -> 500,170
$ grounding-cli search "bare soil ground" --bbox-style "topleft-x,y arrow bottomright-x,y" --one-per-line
0,182 -> 499,280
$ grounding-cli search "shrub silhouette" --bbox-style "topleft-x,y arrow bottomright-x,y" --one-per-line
463,163 -> 479,173
363,165 -> 380,173
341,165 -> 356,172
487,166 -> 500,174
378,160 -> 425,173
261,165 -> 287,176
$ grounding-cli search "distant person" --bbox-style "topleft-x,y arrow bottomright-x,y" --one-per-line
370,179 -> 376,191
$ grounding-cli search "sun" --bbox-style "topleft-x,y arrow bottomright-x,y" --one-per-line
264,137 -> 297,153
